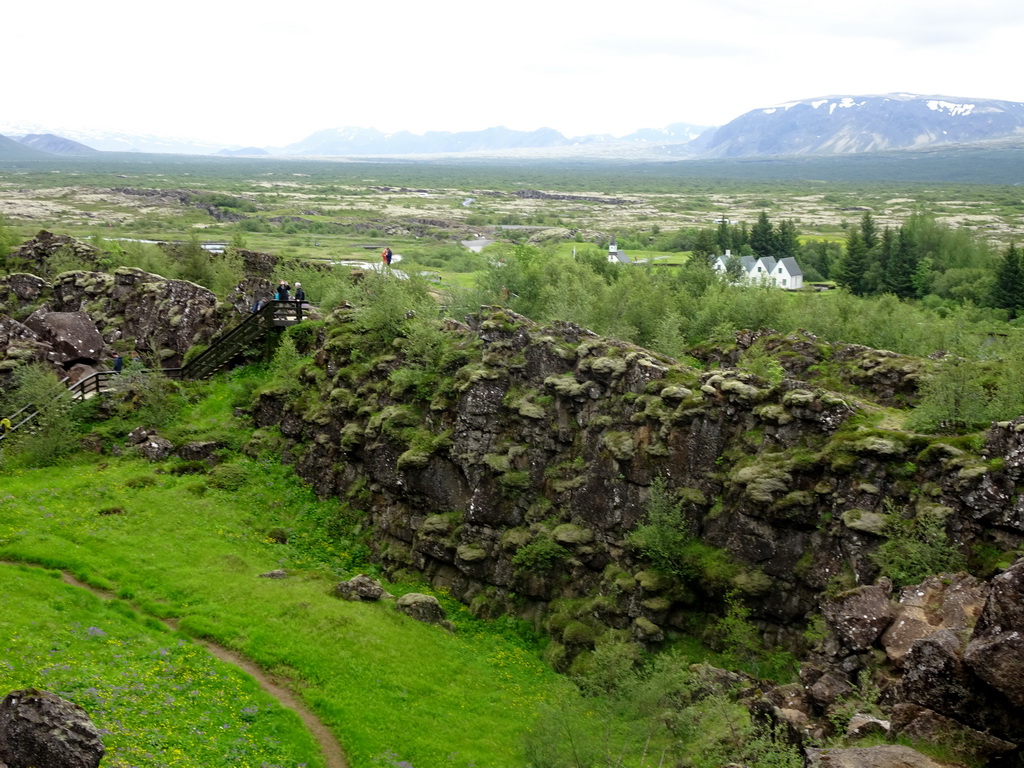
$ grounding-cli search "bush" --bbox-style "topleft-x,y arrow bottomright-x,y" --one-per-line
628,478 -> 739,589
0,364 -> 78,468
870,503 -> 966,586
512,535 -> 569,572
207,464 -> 249,491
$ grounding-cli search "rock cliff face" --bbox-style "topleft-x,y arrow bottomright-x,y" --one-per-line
250,306 -> 1024,760
0,265 -> 236,380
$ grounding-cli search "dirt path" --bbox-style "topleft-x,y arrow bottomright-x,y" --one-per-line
47,568 -> 348,768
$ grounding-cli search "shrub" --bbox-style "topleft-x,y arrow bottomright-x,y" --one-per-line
628,478 -> 739,589
870,503 -> 966,586
0,363 -> 78,468
207,464 -> 248,491
512,535 -> 570,572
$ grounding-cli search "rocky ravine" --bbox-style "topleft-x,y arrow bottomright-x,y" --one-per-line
249,306 -> 1024,763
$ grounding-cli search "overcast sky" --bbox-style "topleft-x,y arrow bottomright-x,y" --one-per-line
6,0 -> 1023,147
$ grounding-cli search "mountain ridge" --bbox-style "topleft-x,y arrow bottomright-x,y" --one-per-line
6,92 -> 1024,160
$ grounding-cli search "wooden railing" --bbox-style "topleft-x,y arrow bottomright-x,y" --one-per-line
165,300 -> 304,381
1,301 -> 307,444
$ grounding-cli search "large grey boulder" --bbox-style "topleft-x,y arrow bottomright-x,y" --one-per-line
963,558 -> 1024,707
822,580 -> 895,652
334,574 -> 393,602
396,593 -> 449,627
881,575 -> 987,666
137,434 -> 174,461
0,688 -> 105,768
23,310 -> 104,361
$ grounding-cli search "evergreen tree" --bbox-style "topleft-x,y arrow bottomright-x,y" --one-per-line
833,228 -> 870,295
749,211 -> 776,258
990,243 -> 1024,317
885,226 -> 919,298
692,229 -> 718,267
775,219 -> 800,259
716,219 -> 732,253
736,222 -> 750,251
860,211 -> 878,250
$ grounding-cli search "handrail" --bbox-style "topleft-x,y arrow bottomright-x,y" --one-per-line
1,377 -> 71,443
2,301 -> 308,444
172,300 -> 303,380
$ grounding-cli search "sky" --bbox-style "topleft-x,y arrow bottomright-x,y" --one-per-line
6,0 -> 1024,148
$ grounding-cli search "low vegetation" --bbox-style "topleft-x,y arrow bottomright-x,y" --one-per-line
4,158 -> 1024,764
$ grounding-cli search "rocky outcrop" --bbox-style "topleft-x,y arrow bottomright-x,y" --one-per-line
50,268 -> 230,366
246,306 -> 1024,760
693,329 -> 931,407
963,560 -> 1024,707
0,688 -> 105,768
249,309 -> 1024,634
4,230 -> 103,276
1,256 -> 238,382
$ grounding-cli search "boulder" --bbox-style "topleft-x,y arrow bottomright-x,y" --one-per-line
881,575 -> 987,666
804,745 -> 961,768
806,673 -> 853,711
334,574 -> 393,602
396,593 -> 449,627
23,310 -> 103,361
822,580 -> 895,652
846,713 -> 890,739
963,558 -> 1024,707
258,569 -> 288,579
890,703 -> 1016,762
175,441 -> 222,463
0,688 -> 105,768
137,435 -> 173,461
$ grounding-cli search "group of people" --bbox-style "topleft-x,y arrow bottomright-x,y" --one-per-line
253,280 -> 307,313
274,280 -> 306,302
251,246 -> 395,314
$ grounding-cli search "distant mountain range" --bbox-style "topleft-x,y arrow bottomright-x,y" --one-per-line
4,94 -> 1024,161
16,133 -> 99,156
271,123 -> 708,157
693,93 -> 1024,157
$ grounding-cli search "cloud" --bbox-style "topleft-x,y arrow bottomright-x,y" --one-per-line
6,0 -> 1024,144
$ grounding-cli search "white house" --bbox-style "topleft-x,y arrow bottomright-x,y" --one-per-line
607,238 -> 631,264
712,250 -> 803,289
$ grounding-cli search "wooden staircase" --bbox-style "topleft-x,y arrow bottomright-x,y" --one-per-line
166,300 -> 304,380
0,301 -> 306,445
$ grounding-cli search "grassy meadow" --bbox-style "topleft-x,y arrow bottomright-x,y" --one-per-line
0,376 -> 569,768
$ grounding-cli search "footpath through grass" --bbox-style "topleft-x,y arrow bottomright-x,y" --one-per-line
0,443 -> 564,767
0,562 -> 322,767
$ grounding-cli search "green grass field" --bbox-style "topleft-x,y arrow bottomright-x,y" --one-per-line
0,380 -> 570,768
0,563 -> 322,767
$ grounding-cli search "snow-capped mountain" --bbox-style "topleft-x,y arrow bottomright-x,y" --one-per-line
0,123 -> 232,155
694,93 -> 1024,157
